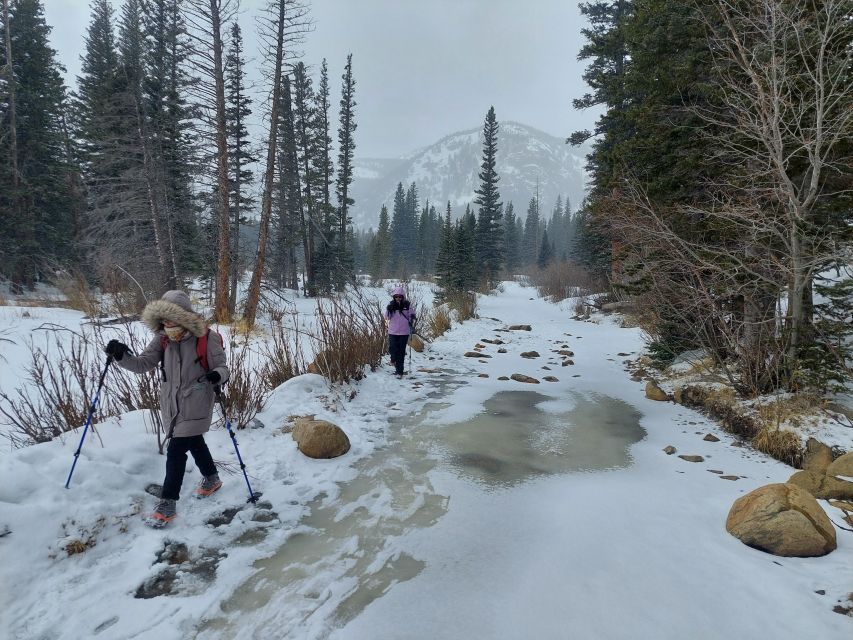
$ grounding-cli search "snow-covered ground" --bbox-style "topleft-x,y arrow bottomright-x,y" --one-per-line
1,282 -> 851,639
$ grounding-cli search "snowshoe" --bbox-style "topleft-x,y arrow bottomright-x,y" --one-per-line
194,474 -> 222,499
142,498 -> 176,528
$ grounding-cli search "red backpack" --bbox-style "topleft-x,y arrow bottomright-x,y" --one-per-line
159,328 -> 224,372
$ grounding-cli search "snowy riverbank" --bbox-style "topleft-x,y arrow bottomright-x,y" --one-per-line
2,281 -> 852,639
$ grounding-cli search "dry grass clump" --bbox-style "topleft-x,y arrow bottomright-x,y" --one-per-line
755,394 -> 821,430
422,304 -> 452,339
52,272 -> 101,317
446,291 -> 478,323
752,427 -> 803,468
260,315 -> 306,390
532,261 -> 597,303
309,292 -> 386,383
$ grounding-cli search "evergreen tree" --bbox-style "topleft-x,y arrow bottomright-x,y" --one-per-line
455,205 -> 478,291
292,61 -> 317,294
474,106 -> 502,281
312,59 -> 335,293
503,201 -> 520,274
0,0 -> 77,286
271,75 -> 301,290
522,196 -> 540,267
224,19 -> 256,311
435,201 -> 456,290
335,53 -> 356,287
537,230 -> 554,269
369,204 -> 390,279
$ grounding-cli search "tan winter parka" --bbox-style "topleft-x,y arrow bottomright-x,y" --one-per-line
116,291 -> 229,438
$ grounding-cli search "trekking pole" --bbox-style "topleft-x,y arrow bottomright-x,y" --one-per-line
214,386 -> 259,504
64,355 -> 114,489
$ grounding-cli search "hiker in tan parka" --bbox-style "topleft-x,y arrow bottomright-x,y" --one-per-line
105,290 -> 229,527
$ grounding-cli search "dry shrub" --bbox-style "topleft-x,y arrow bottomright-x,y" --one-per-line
51,272 -> 101,317
260,314 -> 307,389
221,340 -> 269,429
752,427 -> 803,467
446,291 -> 478,323
310,292 -> 386,383
0,336 -> 109,446
755,394 -> 821,430
423,304 -> 452,339
0,322 -> 164,449
532,261 -> 598,303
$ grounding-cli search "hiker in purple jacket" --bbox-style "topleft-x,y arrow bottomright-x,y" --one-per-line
385,286 -> 416,378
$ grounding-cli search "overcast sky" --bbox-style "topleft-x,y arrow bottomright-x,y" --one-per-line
43,0 -> 599,158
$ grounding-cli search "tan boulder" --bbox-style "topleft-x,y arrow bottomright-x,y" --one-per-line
520,351 -> 540,359
678,455 -> 704,463
827,452 -> 853,479
408,335 -> 425,352
788,470 -> 853,500
726,483 -> 836,557
803,438 -> 833,473
645,381 -> 668,401
292,417 -> 351,459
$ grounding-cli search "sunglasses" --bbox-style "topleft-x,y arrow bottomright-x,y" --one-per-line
393,295 -> 403,299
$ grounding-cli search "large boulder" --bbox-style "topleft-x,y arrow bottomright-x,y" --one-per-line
645,381 -> 668,401
788,470 -> 853,500
292,417 -> 351,459
827,452 -> 853,479
726,483 -> 836,557
802,438 -> 833,473
408,335 -> 425,353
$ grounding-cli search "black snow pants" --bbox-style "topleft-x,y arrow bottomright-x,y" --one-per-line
161,435 -> 217,500
388,334 -> 409,376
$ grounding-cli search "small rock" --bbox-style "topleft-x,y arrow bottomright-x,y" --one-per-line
498,376 -> 510,381
543,376 -> 559,382
542,366 -> 551,370
707,469 -> 724,474
520,351 -> 540,359
510,373 -> 540,384
720,475 -> 739,481
475,343 -> 486,349
678,455 -> 705,463
557,350 -> 575,357
815,590 -> 826,596
617,352 -> 631,356
507,325 -> 532,331
498,348 -> 507,353
247,418 -> 265,430
663,446 -> 676,455
478,373 -> 489,378
562,359 -> 574,366
465,352 -> 490,358
703,433 -> 720,442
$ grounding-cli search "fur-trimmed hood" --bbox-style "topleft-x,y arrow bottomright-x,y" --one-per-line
141,290 -> 207,337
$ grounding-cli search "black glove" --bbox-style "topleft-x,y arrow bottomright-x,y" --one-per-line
104,339 -> 130,361
203,371 -> 221,384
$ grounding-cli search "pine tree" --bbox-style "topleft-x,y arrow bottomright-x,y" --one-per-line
312,59 -> 335,294
503,201 -> 520,274
369,204 -> 390,279
537,230 -> 553,269
435,201 -> 456,292
292,61 -> 318,295
334,53 -> 357,287
474,106 -> 502,281
522,196 -> 540,267
224,19 -> 256,311
455,205 -> 478,291
274,75 -> 302,290
0,0 -> 77,286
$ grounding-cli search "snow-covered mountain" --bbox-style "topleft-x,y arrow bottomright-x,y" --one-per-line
350,122 -> 589,229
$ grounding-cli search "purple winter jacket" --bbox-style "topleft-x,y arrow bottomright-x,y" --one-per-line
385,301 -> 416,336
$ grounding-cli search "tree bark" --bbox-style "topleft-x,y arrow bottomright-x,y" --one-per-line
243,0 -> 286,326
2,0 -> 18,188
209,0 -> 231,323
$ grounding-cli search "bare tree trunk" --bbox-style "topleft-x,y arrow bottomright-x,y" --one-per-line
243,0 -> 287,327
209,0 -> 231,323
2,0 -> 18,187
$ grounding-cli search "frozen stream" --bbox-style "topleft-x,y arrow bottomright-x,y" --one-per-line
196,387 -> 645,639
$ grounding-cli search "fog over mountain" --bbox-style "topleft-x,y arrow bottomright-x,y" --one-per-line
350,122 -> 589,229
